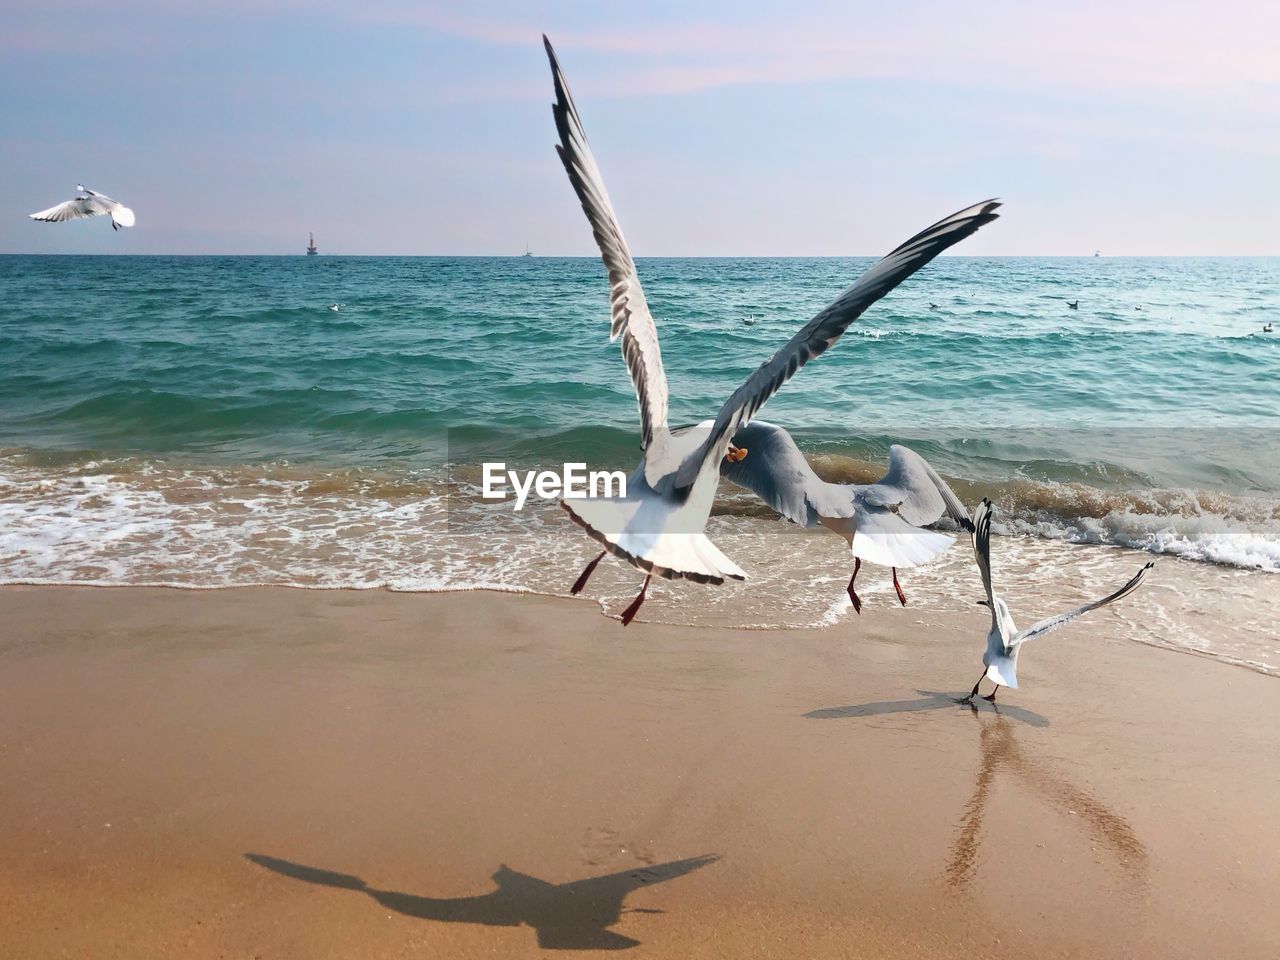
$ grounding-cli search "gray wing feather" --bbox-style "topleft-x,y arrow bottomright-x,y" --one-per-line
1010,561 -> 1155,646
544,37 -> 672,476
719,421 -> 854,526
29,197 -> 109,222
972,498 -> 997,628
861,444 -> 972,530
675,199 -> 1001,490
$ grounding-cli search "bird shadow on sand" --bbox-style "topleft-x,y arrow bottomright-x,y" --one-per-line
943,710 -> 1147,892
804,690 -> 1050,728
244,852 -> 719,951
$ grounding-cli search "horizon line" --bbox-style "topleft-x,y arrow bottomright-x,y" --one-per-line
4,252 -> 1279,259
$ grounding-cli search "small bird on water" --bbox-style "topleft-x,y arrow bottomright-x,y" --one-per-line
1067,300 -> 1079,310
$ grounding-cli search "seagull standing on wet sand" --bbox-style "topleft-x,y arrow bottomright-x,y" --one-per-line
964,498 -> 1154,703
29,185 -> 135,231
720,421 -> 972,614
541,36 -> 1001,625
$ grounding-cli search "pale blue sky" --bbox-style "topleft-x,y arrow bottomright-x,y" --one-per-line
2,1 -> 1277,255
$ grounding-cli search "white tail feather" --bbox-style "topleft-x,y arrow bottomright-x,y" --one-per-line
851,509 -> 954,568
561,496 -> 746,584
985,655 -> 1019,688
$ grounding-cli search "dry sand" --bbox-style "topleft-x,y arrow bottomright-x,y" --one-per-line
1,585 -> 1277,958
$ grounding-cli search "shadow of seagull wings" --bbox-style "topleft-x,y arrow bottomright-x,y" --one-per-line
245,852 -> 719,951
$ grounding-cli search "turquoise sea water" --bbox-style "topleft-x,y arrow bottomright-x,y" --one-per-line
2,255 -> 1277,468
1,254 -> 1277,669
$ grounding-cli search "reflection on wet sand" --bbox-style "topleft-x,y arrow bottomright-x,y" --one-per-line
246,852 -> 718,951
945,710 -> 1148,891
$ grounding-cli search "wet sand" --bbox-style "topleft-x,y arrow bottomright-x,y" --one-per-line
0,585 -> 1277,958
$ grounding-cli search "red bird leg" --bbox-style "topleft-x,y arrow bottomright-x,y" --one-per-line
846,557 -> 862,615
570,550 -> 607,595
620,575 -> 652,626
892,567 -> 907,606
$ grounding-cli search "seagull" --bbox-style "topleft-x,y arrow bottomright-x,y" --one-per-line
1067,300 -> 1079,310
742,315 -> 756,326
720,421 -> 972,613
29,185 -> 135,231
929,302 -> 940,310
1264,323 -> 1274,333
964,498 -> 1154,703
329,303 -> 344,311
544,36 -> 1001,625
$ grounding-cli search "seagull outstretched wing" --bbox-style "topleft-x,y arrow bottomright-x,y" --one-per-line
1010,561 -> 1155,646
544,36 -> 673,483
675,200 -> 1001,491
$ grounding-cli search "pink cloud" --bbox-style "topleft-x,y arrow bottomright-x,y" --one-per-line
353,1 -> 1280,100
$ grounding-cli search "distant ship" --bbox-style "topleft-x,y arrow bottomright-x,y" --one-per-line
306,232 -> 318,256
1093,250 -> 1101,257
522,242 -> 533,258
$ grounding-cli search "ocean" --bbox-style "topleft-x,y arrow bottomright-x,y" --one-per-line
1,254 -> 1277,672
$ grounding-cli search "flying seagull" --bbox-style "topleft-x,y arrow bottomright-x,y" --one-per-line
544,35 -> 1000,625
965,498 -> 1154,703
29,185 -> 135,231
246,852 -> 718,950
720,421 -> 972,614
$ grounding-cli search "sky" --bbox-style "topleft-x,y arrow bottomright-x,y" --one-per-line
1,0 -> 1277,256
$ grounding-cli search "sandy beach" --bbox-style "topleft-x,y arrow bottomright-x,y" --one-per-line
1,584 -> 1276,958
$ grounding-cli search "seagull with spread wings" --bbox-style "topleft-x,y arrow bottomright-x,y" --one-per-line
720,421 -> 972,614
29,184 -> 135,231
544,36 -> 1000,625
965,498 -> 1154,703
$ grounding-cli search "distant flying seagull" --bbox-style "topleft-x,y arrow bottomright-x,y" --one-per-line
1067,300 -> 1079,310
29,185 -> 135,231
721,422 -> 971,613
964,498 -> 1154,703
543,36 -> 1000,625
